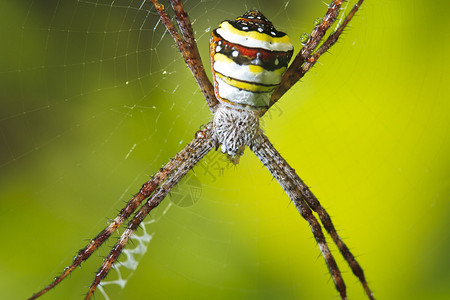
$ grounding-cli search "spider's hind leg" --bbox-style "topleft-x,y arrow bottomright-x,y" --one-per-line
268,0 -> 365,111
151,0 -> 218,111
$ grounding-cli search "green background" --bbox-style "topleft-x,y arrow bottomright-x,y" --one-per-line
1,0 -> 449,299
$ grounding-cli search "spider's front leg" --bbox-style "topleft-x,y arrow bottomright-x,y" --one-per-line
29,124 -> 214,300
266,133 -> 374,300
251,134 -> 347,299
84,126 -> 213,299
251,133 -> 375,300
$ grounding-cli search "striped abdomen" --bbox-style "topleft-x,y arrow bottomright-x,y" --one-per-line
210,10 -> 293,111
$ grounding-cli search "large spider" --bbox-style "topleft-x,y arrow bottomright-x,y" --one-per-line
30,0 -> 373,299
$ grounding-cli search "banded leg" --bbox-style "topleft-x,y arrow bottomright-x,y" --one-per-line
268,0 -> 365,110
251,135 -> 347,300
29,124 -> 213,300
256,133 -> 374,300
85,128 -> 213,299
170,0 -> 197,50
299,0 -> 366,81
151,0 -> 218,111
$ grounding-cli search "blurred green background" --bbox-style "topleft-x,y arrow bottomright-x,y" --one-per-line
1,0 -> 449,299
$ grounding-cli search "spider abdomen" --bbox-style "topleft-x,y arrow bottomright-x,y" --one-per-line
210,10 -> 293,111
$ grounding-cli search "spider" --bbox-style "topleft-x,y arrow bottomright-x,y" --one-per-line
30,0 -> 373,299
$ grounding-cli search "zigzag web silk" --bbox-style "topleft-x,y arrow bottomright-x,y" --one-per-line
1,0 -> 354,299
96,1 -> 352,297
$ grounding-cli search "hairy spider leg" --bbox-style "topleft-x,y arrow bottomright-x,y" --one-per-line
85,127 -> 213,299
29,125 -> 213,300
258,133 -> 375,300
251,135 -> 347,299
170,0 -> 198,52
269,0 -> 365,110
298,0 -> 366,81
151,0 -> 218,111
269,0 -> 344,106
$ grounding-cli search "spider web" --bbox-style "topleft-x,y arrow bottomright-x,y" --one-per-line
2,1 -> 335,299
9,1 -> 450,300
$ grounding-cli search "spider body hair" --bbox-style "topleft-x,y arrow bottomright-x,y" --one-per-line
212,104 -> 261,162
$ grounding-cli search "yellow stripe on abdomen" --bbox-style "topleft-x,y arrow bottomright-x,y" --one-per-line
215,73 -> 277,93
210,10 -> 293,111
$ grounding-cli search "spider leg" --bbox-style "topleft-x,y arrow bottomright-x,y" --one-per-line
251,134 -> 347,300
84,127 -> 213,299
29,124 -> 213,300
254,133 -> 374,300
169,0 -> 197,50
267,140 -> 374,299
299,0 -> 365,82
268,0 -> 365,110
151,0 -> 218,111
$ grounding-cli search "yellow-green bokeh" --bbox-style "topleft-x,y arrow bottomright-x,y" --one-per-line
0,0 -> 449,300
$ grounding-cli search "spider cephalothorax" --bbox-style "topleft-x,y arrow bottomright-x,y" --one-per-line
212,105 -> 261,161
30,2 -> 373,300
